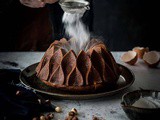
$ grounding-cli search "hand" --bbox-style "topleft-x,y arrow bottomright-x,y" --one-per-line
43,0 -> 58,4
20,0 -> 46,8
20,0 -> 58,8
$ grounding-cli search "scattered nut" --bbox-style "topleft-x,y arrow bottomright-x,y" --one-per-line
46,113 -> 54,120
40,115 -> 45,120
32,117 -> 39,120
71,108 -> 78,115
65,108 -> 79,120
45,99 -> 51,104
55,106 -> 62,113
16,90 -> 22,96
38,99 -> 42,104
68,111 -> 75,116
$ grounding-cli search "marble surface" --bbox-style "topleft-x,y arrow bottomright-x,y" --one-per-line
0,52 -> 160,120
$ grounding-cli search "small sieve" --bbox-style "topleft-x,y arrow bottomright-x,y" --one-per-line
59,0 -> 90,14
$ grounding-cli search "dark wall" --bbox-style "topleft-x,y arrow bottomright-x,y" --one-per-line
0,0 -> 159,51
0,0 -> 52,51
92,0 -> 159,51
0,0 -> 18,51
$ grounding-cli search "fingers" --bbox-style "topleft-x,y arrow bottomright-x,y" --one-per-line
20,0 -> 45,8
43,0 -> 58,4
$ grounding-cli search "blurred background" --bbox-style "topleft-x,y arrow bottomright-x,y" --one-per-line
0,0 -> 159,51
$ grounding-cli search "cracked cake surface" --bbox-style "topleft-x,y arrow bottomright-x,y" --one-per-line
36,38 -> 121,93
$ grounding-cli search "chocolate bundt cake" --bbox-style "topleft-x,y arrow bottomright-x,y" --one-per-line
36,38 -> 121,93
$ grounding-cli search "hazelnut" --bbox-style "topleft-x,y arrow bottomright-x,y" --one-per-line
46,113 -> 54,120
68,111 -> 75,116
45,99 -> 51,104
38,99 -> 42,104
16,90 -> 22,96
32,117 -> 39,120
55,106 -> 62,113
40,115 -> 45,120
71,108 -> 78,115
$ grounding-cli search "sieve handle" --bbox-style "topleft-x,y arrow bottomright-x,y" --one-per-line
84,5 -> 90,10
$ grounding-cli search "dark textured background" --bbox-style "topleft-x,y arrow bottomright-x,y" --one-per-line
92,0 -> 159,51
0,0 -> 159,51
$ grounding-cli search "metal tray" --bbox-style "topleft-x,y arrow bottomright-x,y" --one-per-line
20,63 -> 135,100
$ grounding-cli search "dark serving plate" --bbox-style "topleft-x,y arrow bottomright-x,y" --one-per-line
20,63 -> 135,100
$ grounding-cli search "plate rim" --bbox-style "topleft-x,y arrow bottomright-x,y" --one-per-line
19,63 -> 135,100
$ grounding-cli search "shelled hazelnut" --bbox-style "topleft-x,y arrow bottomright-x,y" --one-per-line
46,113 -> 54,120
71,108 -> 78,115
16,90 -> 22,96
55,106 -> 62,113
38,99 -> 43,104
32,117 -> 39,120
45,99 -> 51,105
65,108 -> 79,120
40,115 -> 45,120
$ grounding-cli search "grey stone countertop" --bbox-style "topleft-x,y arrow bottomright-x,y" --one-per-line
0,52 -> 160,120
